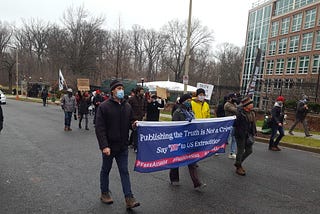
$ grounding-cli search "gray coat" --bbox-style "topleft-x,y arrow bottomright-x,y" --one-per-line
61,94 -> 76,113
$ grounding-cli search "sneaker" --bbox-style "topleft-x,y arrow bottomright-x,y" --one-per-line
270,147 -> 279,151
214,153 -> 219,156
275,146 -> 281,151
228,153 -> 236,159
195,183 -> 207,191
236,167 -> 246,176
170,181 -> 180,186
100,192 -> 113,204
306,134 -> 313,137
288,131 -> 294,135
125,196 -> 140,209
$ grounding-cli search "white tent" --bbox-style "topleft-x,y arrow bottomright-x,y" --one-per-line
142,81 -> 197,92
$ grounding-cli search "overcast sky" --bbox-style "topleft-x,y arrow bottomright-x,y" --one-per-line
0,0 -> 257,47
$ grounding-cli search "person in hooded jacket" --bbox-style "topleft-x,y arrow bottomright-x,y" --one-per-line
95,80 -> 140,209
268,96 -> 285,151
78,91 -> 91,130
169,93 -> 206,190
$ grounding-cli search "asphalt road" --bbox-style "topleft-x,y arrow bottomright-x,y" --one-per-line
1,99 -> 320,214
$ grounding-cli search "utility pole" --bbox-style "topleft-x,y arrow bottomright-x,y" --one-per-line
184,0 -> 192,93
16,49 -> 19,100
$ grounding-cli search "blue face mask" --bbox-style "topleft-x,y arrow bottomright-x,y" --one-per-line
116,90 -> 124,99
184,101 -> 191,108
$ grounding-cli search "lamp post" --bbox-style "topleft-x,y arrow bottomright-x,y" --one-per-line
141,78 -> 144,87
184,0 -> 192,93
15,49 -> 19,100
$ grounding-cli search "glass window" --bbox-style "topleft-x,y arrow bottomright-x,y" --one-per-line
315,31 -> 320,50
268,40 -> 277,56
276,59 -> 285,75
312,55 -> 320,74
266,60 -> 274,75
298,56 -> 309,74
271,21 -> 279,37
289,35 -> 299,53
281,17 -> 290,35
278,38 -> 287,54
292,13 -> 302,32
286,57 -> 296,74
284,79 -> 294,89
301,32 -> 313,51
304,8 -> 316,29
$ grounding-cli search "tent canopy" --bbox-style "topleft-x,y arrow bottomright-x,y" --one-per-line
142,81 -> 197,93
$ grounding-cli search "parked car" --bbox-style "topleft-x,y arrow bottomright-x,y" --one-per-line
0,90 -> 6,104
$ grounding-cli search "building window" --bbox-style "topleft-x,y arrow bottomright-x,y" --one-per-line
268,40 -> 277,56
284,79 -> 294,89
291,13 -> 302,32
304,8 -> 316,29
281,17 -> 290,35
315,31 -> 320,50
289,35 -> 299,53
266,60 -> 274,75
278,38 -> 287,54
271,21 -> 279,37
301,32 -> 313,52
298,56 -> 309,74
276,59 -> 285,75
312,55 -> 320,74
286,57 -> 296,74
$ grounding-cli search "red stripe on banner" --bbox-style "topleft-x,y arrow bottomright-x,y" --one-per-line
135,144 -> 226,169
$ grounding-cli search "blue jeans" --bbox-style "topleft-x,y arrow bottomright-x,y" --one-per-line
100,149 -> 133,197
228,127 -> 237,154
64,112 -> 72,126
269,125 -> 284,148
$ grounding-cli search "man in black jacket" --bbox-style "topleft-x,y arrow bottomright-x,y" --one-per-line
95,80 -> 140,209
146,94 -> 164,121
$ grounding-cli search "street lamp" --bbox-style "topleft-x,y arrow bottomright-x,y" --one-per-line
184,0 -> 192,93
141,78 -> 144,87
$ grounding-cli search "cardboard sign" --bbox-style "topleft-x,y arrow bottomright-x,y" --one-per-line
77,79 -> 90,91
156,86 -> 167,99
196,83 -> 214,100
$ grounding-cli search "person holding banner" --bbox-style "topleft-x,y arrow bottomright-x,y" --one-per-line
191,88 -> 210,119
224,93 -> 238,159
169,93 -> 206,189
233,96 -> 257,176
95,80 -> 140,209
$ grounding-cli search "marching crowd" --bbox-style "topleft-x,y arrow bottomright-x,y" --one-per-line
1,79 -> 312,210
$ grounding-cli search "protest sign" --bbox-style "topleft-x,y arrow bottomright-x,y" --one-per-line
134,116 -> 235,173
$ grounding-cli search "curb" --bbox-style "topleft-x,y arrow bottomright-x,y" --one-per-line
255,136 -> 320,154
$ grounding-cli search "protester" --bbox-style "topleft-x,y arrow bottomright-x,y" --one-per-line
95,79 -> 140,209
268,96 -> 285,151
171,97 -> 180,117
60,88 -> 77,131
216,95 -> 228,117
191,88 -> 210,119
233,96 -> 257,176
169,93 -> 206,189
288,95 -> 312,137
78,91 -> 91,130
128,86 -> 147,152
224,93 -> 238,159
146,94 -> 165,121
41,88 -> 48,107
93,90 -> 104,125
0,105 -> 3,132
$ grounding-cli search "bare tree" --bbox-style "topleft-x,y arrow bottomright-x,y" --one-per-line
162,19 -> 214,82
129,25 -> 145,75
0,21 -> 13,87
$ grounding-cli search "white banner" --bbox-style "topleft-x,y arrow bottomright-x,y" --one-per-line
196,83 -> 214,100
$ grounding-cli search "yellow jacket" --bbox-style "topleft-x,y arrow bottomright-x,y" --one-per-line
191,100 -> 210,119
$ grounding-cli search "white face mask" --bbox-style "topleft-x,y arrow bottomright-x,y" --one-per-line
198,95 -> 205,101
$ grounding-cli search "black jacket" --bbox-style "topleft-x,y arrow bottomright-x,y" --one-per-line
95,97 -> 134,152
128,95 -> 147,121
0,105 -> 3,132
146,100 -> 164,121
271,102 -> 284,125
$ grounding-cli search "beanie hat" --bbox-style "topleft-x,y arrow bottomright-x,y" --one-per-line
228,93 -> 236,99
110,80 -> 123,91
179,94 -> 192,104
196,88 -> 205,96
241,96 -> 253,107
96,89 -> 101,94
276,96 -> 285,102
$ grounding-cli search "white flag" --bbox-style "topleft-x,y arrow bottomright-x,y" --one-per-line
59,69 -> 65,91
